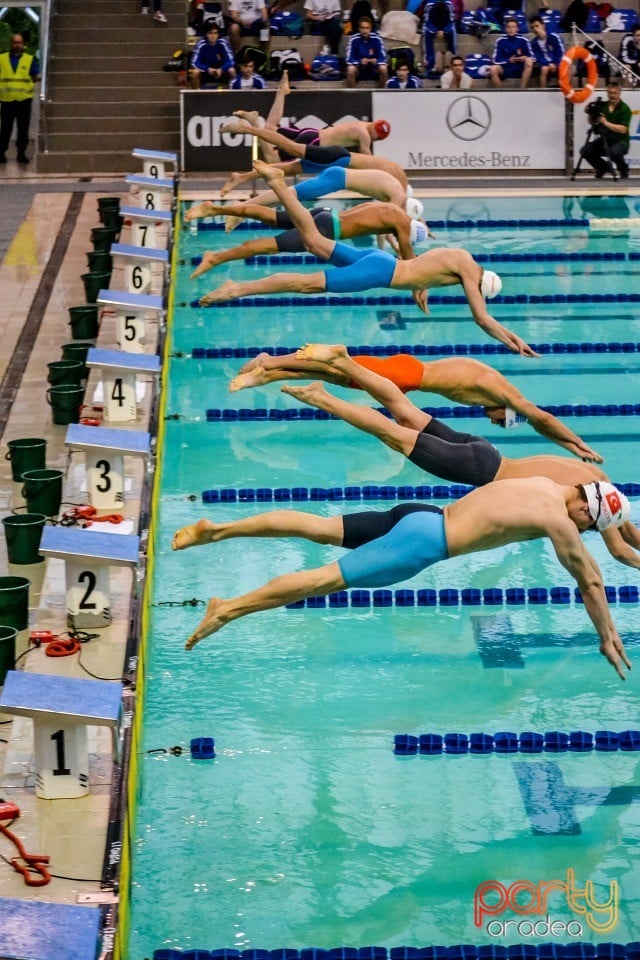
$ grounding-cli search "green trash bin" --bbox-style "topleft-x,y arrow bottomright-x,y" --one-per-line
46,384 -> 85,426
2,513 -> 46,564
21,468 -> 64,516
81,271 -> 111,304
47,359 -> 84,386
5,438 -> 46,483
0,626 -> 18,684
0,576 -> 30,631
97,196 -> 121,223
68,304 -> 99,341
90,226 -> 118,252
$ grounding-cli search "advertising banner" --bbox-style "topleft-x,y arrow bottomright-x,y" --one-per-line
372,90 -> 566,172
181,89 -> 372,172
573,90 -> 640,173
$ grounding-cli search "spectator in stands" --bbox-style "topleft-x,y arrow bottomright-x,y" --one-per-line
228,0 -> 270,52
580,79 -> 631,179
422,0 -> 456,75
561,0 -> 589,30
529,15 -> 563,88
488,16 -> 534,88
304,0 -> 344,55
440,53 -> 472,87
190,22 -> 236,86
0,33 -> 40,165
231,56 -> 268,87
620,23 -> 640,80
386,59 -> 422,87
586,0 -> 614,25
346,15 -> 389,86
142,0 -> 167,22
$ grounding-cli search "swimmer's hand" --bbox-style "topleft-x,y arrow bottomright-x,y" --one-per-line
569,440 -> 604,463
600,633 -> 631,681
490,323 -> 540,358
413,289 -> 429,314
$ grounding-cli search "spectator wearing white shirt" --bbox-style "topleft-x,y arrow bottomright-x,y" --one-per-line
228,0 -> 270,52
305,0 -> 344,55
440,54 -> 473,88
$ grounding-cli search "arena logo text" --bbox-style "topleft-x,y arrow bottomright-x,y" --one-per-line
474,870 -> 618,936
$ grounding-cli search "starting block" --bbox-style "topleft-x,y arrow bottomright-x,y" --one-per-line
0,898 -> 101,959
132,147 -> 178,180
0,671 -> 122,799
97,288 -> 164,353
120,206 -> 173,249
126,173 -> 174,214
110,242 -> 169,296
39,525 -> 139,630
65,423 -> 152,511
85,347 -> 161,423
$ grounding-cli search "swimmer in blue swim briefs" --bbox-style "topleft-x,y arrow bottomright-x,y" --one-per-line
174,477 -> 632,680
199,161 -> 537,358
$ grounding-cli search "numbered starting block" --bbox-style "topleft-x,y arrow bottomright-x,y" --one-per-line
97,288 -> 164,353
110,242 -> 168,296
40,525 -> 139,630
120,206 -> 173,250
0,671 -> 122,799
86,347 -> 161,423
132,147 -> 178,181
65,423 -> 151,511
126,173 -> 174,215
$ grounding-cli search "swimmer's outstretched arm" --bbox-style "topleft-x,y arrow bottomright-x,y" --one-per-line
505,396 -> 603,462
600,525 -> 640,570
185,561 -> 345,649
460,271 -> 539,358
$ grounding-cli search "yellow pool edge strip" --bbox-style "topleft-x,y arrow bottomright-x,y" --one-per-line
114,201 -> 180,960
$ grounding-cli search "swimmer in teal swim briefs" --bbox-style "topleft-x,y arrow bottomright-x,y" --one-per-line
198,161 -> 536,358
172,476 -> 632,680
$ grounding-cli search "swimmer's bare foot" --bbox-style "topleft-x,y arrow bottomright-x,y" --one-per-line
294,343 -> 349,366
278,69 -> 291,96
225,214 -> 244,233
191,250 -> 222,279
229,366 -> 269,392
238,351 -> 272,374
199,279 -> 241,306
220,118 -> 251,135
185,201 -> 217,222
252,159 -> 285,183
172,518 -> 217,551
233,109 -> 260,125
282,381 -> 332,410
220,171 -> 249,197
185,597 -> 227,650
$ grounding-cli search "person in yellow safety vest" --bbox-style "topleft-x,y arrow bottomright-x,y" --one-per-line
0,34 -> 40,165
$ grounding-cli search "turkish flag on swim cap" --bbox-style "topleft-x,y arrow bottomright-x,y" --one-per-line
374,119 -> 391,140
605,490 -> 622,515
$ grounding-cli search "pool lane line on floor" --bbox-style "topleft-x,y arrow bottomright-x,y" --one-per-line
0,190 -> 84,440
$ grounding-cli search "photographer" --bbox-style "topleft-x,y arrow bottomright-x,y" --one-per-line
580,81 -> 632,179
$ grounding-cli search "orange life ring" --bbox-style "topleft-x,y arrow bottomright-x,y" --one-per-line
558,46 -> 598,103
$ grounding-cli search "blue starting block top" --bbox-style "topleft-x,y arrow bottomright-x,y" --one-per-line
126,174 -> 174,190
40,525 -> 140,566
97,288 -> 164,312
0,671 -> 122,726
0,898 -> 101,960
86,347 -> 161,375
121,205 -> 173,223
110,242 -> 169,263
65,423 -> 151,457
132,147 -> 178,164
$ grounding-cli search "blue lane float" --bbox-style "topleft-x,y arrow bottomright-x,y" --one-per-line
191,217 -> 589,233
191,341 -> 640,359
204,404 -> 640,423
192,292 -> 640,309
153,944 -> 640,960
191,251 -> 631,267
393,730 -> 640,755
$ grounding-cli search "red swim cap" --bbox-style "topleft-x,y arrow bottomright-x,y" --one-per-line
374,119 -> 391,140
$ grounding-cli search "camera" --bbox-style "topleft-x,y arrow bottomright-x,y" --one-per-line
586,97 -> 605,124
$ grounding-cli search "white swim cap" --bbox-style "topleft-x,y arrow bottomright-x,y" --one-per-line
405,197 -> 424,220
410,219 -> 429,246
503,406 -> 527,429
480,269 -> 502,299
582,481 -> 631,531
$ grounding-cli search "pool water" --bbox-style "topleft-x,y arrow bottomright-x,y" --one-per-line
127,195 -> 640,958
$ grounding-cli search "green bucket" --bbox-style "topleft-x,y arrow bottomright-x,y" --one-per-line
61,342 -> 91,380
81,271 -> 111,304
2,513 -> 46,564
90,226 -> 118,252
68,304 -> 99,341
97,196 -> 121,223
47,359 -> 84,387
102,209 -> 124,233
5,438 -> 46,483
86,251 -> 113,274
0,576 -> 30,631
46,384 -> 85,426
21,468 -> 64,516
0,626 -> 18,685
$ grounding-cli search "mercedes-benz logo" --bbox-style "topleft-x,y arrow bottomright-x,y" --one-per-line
446,96 -> 492,142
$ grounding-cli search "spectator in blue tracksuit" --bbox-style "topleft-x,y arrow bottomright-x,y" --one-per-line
386,61 -> 422,88
230,57 -> 267,88
619,23 -> 640,80
346,16 -> 388,87
529,15 -> 564,87
489,16 -> 534,87
422,0 -> 456,74
190,22 -> 236,87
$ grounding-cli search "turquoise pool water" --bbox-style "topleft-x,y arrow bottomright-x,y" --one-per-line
128,195 -> 640,958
